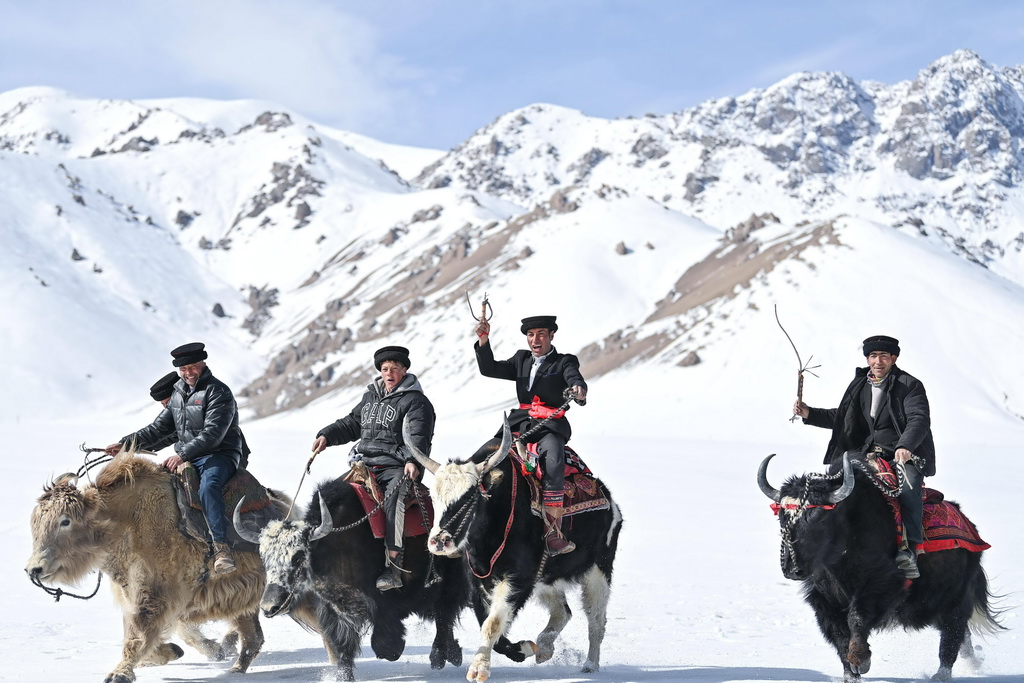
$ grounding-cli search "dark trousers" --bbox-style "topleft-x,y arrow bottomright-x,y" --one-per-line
192,454 -> 237,544
375,467 -> 410,553
899,462 -> 924,547
536,433 -> 566,496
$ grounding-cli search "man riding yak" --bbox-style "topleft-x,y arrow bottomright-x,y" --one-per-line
106,342 -> 246,575
793,334 -> 934,579
474,313 -> 587,555
311,345 -> 435,591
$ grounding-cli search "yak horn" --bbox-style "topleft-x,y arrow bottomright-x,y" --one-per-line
309,492 -> 334,542
402,418 -> 440,474
53,472 -> 80,488
477,415 -> 513,475
232,496 -> 262,544
827,453 -> 856,504
757,454 -> 782,502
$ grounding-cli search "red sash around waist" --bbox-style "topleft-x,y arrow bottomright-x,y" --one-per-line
520,396 -> 565,419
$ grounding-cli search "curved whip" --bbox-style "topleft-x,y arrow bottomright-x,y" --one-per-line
774,305 -> 820,422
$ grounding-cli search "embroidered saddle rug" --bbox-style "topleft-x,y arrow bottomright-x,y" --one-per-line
343,463 -> 433,540
859,456 -> 990,553
509,439 -> 611,519
173,464 -> 282,551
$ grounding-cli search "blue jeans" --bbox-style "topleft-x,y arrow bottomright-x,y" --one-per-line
192,454 -> 237,544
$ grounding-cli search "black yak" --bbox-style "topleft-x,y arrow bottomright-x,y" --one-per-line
758,453 -> 1001,682
407,418 -> 623,682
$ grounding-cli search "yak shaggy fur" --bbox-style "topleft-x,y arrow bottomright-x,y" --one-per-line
26,451 -> 274,683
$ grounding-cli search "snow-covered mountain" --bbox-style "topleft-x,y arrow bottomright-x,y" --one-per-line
3,50 -> 1024,445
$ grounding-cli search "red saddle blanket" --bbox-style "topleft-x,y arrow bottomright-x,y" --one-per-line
344,464 -> 433,540
509,440 -> 610,518
865,457 -> 990,553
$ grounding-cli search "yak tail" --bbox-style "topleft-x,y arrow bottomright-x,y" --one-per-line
968,567 -> 1007,636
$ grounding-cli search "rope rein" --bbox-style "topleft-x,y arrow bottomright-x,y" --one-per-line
30,570 -> 102,602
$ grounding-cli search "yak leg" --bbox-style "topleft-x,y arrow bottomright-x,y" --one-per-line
220,629 -> 239,658
369,604 -> 407,662
175,621 -> 225,661
468,579 -> 536,683
227,610 -> 264,673
318,587 -> 371,682
807,592 -> 858,682
105,587 -> 180,683
471,582 -> 535,665
429,585 -> 464,669
533,583 -> 571,664
932,610 -> 970,681
845,605 -> 872,677
579,566 -> 611,673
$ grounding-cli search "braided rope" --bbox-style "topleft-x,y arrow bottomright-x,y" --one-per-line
30,571 -> 102,602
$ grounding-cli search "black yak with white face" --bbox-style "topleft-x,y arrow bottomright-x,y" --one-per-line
758,453 -> 1001,682
235,476 -> 469,681
407,418 -> 623,682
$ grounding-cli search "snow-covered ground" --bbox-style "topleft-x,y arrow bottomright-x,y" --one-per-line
3,405 -> 1021,683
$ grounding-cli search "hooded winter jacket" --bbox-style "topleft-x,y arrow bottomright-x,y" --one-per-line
317,373 -> 435,470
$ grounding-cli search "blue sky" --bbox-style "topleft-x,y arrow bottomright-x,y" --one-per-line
1,1 -> 1022,150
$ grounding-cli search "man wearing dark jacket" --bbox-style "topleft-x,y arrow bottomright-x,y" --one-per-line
794,335 -> 934,579
312,345 -> 434,591
106,343 -> 244,574
474,315 -> 587,556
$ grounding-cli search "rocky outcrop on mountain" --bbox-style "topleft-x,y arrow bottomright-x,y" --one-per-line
5,52 -> 1024,423
415,50 -> 1024,274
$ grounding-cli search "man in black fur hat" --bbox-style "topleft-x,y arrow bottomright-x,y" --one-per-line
794,335 -> 934,579
312,345 -> 435,591
474,315 -> 587,556
106,342 -> 246,575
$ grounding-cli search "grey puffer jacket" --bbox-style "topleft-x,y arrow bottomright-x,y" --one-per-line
122,367 -> 244,467
317,373 -> 435,470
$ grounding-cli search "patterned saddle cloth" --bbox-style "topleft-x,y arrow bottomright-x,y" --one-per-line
173,463 -> 282,551
509,439 -> 611,519
343,462 -> 433,540
859,456 -> 990,553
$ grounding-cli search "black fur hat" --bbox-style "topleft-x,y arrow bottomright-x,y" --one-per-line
149,371 -> 179,401
520,315 -> 558,334
863,335 -> 900,357
374,345 -> 411,370
170,342 -> 208,367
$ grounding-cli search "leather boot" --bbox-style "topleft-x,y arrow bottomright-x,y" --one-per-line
543,506 -> 575,556
212,542 -> 237,575
376,551 -> 404,591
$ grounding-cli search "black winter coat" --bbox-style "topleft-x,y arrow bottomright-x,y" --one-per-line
317,373 -> 435,470
474,341 -> 587,442
122,367 -> 245,467
805,365 -> 936,476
